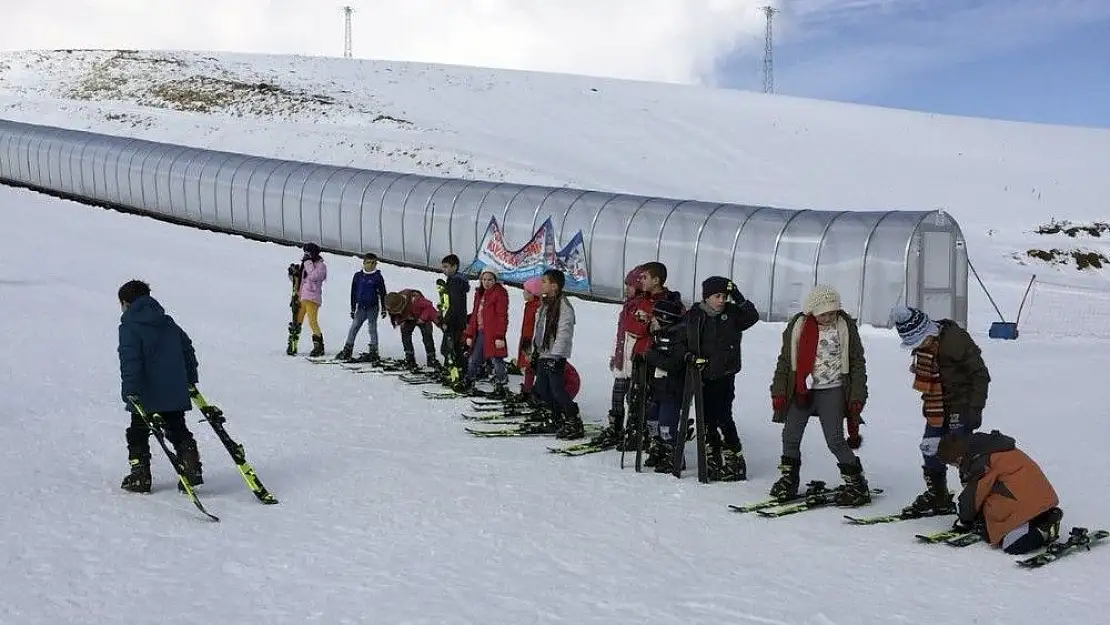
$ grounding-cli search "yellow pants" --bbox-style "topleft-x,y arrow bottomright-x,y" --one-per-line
295,300 -> 322,336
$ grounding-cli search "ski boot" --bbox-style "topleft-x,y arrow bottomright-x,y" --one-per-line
835,458 -> 871,507
336,344 -> 355,361
286,322 -> 301,355
590,409 -> 624,448
487,383 -> 510,400
403,352 -> 419,371
556,404 -> 585,440
1032,507 -> 1064,543
355,344 -> 380,363
644,435 -> 669,468
769,456 -> 801,499
425,353 -> 441,371
175,436 -> 204,492
120,458 -> 151,493
705,442 -> 724,481
309,334 -> 325,357
902,468 -> 956,517
720,443 -> 747,482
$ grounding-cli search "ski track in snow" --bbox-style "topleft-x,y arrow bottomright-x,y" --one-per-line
3,184 -> 1109,624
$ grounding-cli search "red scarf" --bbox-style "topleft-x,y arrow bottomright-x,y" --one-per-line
794,315 -> 819,405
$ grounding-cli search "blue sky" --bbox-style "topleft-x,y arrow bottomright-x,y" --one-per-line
719,0 -> 1110,128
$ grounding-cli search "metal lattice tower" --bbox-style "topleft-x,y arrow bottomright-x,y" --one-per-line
761,5 -> 777,93
343,6 -> 354,58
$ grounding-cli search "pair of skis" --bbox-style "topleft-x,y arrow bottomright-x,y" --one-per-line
127,387 -> 278,522
727,481 -> 886,518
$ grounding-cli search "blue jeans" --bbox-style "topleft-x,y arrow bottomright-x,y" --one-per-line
344,304 -> 379,347
466,331 -> 507,384
652,396 -> 680,442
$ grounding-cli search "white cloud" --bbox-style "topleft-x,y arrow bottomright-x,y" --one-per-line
0,0 -> 772,85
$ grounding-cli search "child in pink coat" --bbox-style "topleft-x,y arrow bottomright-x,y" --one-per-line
287,242 -> 328,356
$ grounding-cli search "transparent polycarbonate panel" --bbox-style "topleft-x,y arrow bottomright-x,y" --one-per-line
54,137 -> 77,193
696,205 -> 758,308
300,166 -> 343,248
25,133 -> 46,185
655,201 -> 714,306
261,161 -> 299,239
814,211 -> 887,320
954,231 -> 968,327
362,172 -> 409,257
425,179 -> 474,264
220,155 -> 255,227
278,163 -> 322,241
501,187 -> 559,252
400,178 -> 452,265
587,195 -> 651,298
333,170 -> 374,251
0,131 -> 12,179
769,210 -> 835,320
624,198 -> 679,270
148,145 -> 187,215
101,138 -> 134,202
87,138 -> 114,200
243,159 -> 280,233
921,229 -> 953,290
527,187 -> 588,243
196,152 -> 234,221
45,135 -> 65,188
859,212 -> 922,323
167,148 -> 202,217
11,132 -> 31,183
732,209 -> 793,317
442,180 -> 499,262
34,133 -> 56,188
180,150 -> 214,220
122,143 -> 156,207
470,183 -> 523,254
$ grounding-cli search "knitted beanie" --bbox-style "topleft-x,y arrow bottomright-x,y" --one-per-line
890,305 -> 939,348
803,284 -> 841,316
523,276 -> 542,296
701,276 -> 731,301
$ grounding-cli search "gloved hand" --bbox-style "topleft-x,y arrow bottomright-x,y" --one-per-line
436,278 -> 447,289
965,407 -> 983,430
684,353 -> 707,369
726,284 -> 746,307
287,263 -> 300,279
846,415 -> 863,449
494,339 -> 505,349
772,395 -> 787,412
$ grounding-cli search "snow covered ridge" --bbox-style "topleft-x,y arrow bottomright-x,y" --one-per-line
1,48 -> 1109,245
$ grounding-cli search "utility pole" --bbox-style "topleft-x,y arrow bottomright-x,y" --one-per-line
342,5 -> 354,58
761,5 -> 777,93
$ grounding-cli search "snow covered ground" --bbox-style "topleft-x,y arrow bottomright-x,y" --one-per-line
3,184 -> 1110,624
3,49 -> 1110,623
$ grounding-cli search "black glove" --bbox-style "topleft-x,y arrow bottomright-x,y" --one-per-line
287,263 -> 300,278
684,353 -> 708,369
436,278 -> 447,289
965,407 -> 983,430
726,283 -> 746,306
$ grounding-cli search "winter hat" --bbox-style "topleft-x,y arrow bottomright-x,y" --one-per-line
384,292 -> 406,315
652,299 -> 684,326
479,268 -> 498,281
523,276 -> 542,296
803,284 -> 841,316
890,305 -> 939,348
701,276 -> 732,301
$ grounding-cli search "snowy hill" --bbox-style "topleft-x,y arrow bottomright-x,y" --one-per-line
2,50 -> 1110,624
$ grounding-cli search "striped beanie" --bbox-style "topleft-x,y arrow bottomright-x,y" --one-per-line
890,305 -> 939,348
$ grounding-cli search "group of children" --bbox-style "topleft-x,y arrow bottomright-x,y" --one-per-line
278,242 -> 1065,556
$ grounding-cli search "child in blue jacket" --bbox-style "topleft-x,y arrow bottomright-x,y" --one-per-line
337,253 -> 388,361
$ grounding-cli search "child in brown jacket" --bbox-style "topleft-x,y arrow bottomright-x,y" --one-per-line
936,431 -> 1062,554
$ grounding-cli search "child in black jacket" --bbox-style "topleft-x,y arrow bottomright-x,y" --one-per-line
641,299 -> 688,474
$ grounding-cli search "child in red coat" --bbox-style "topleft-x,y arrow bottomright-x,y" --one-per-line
460,269 -> 511,395
384,289 -> 440,370
518,277 -> 542,396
